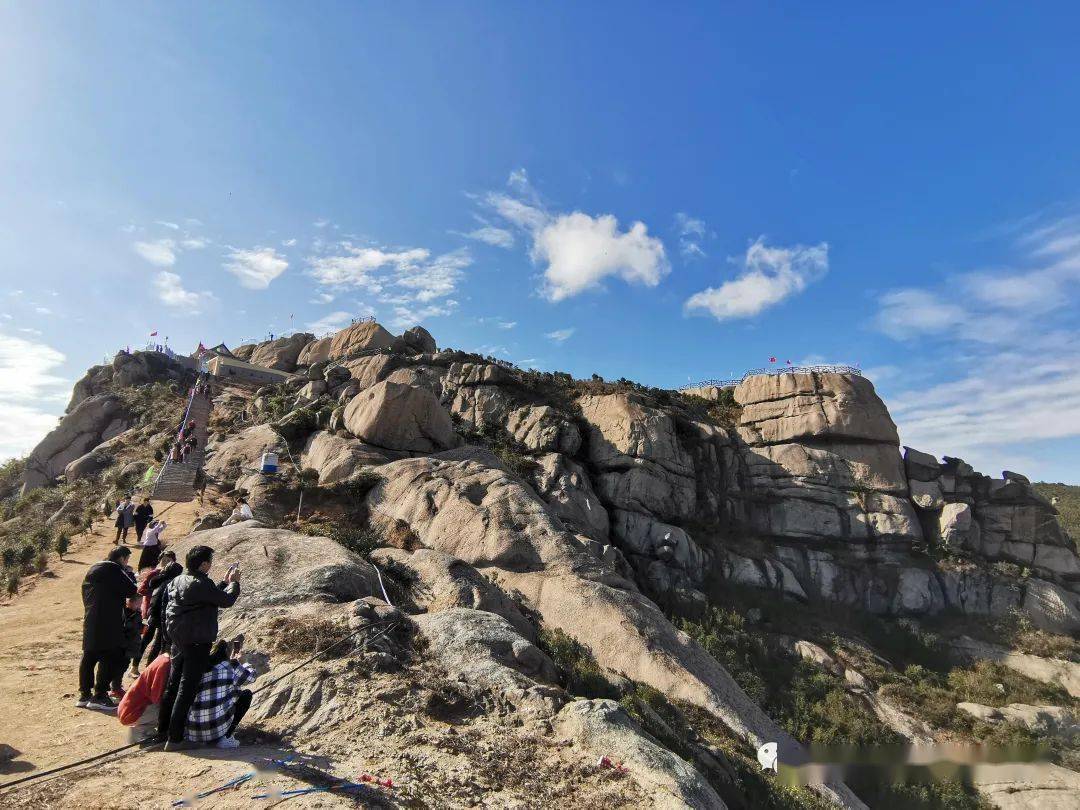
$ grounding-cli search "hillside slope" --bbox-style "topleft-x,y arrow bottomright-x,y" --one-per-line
2,324 -> 1078,809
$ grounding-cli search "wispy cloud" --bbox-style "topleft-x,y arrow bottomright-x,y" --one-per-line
282,238 -> 297,247
684,237 -> 829,321
154,271 -> 216,314
155,220 -> 180,230
875,211 -> 1080,475
470,168 -> 669,301
545,327 -> 575,343
456,224 -> 515,249
133,239 -> 178,267
307,310 -> 354,334
224,247 -> 289,290
674,212 -> 708,259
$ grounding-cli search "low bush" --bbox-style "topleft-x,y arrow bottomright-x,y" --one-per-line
265,614 -> 351,659
536,626 -> 619,700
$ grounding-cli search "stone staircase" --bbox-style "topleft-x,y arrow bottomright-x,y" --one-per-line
151,387 -> 211,502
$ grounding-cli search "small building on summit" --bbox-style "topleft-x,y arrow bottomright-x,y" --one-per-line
206,354 -> 294,385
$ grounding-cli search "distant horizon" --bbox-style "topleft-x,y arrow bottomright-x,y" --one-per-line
2,3 -> 1080,482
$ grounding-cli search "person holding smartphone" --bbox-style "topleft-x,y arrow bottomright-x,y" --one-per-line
156,546 -> 241,751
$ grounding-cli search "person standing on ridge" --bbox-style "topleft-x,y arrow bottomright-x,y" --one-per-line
157,546 -> 241,751
114,495 -> 135,545
78,546 -> 138,711
133,497 -> 154,543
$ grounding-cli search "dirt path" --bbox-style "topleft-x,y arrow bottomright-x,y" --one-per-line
0,499 -> 352,809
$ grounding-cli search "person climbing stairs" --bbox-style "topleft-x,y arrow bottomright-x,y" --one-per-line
151,381 -> 211,503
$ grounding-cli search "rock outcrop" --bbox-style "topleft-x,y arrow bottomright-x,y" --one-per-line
248,332 -> 315,372
344,381 -> 459,453
297,320 -> 396,366
300,431 -> 391,486
21,394 -> 132,493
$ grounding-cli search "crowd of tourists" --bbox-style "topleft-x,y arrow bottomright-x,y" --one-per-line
78,542 -> 250,751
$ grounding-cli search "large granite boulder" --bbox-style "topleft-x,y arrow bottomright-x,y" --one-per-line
344,381 -> 459,453
21,394 -> 132,493
248,332 -> 314,372
531,453 -> 610,541
414,608 -> 564,717
297,320 -> 396,366
67,350 -> 189,412
338,354 -> 398,389
204,423 -> 284,482
578,393 -> 696,523
300,431 -> 391,486
734,372 -> 899,445
167,523 -> 383,609
401,325 -> 437,354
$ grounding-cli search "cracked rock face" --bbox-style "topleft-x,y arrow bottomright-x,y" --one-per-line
344,381 -> 460,454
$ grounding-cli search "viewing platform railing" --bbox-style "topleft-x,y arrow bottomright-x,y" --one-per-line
679,364 -> 863,392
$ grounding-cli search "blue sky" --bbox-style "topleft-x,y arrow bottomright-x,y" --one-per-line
2,2 -> 1080,482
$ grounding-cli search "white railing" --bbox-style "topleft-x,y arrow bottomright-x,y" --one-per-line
680,364 -> 863,392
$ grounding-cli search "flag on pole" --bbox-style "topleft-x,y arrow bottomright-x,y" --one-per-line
785,359 -> 792,365
149,330 -> 158,337
769,356 -> 777,363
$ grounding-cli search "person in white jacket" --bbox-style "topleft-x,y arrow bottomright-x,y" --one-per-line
138,520 -> 167,571
222,498 -> 253,526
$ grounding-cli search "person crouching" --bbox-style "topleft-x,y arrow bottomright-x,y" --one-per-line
185,636 -> 255,750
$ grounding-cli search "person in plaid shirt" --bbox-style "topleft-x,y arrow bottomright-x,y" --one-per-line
185,637 -> 256,748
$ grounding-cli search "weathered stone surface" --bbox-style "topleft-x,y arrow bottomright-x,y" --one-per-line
972,762 -> 1080,810
167,523 -> 383,609
612,510 -> 706,576
294,379 -> 327,406
742,442 -> 908,495
344,381 -> 459,453
367,455 -> 866,808
22,394 -> 133,493
297,320 -> 397,366
909,479 -> 945,511
67,350 -> 189,412
300,431 -> 391,486
939,503 -> 977,549
249,332 -> 314,372
734,372 -> 899,445
204,423 -> 284,481
232,343 -> 256,361
372,547 -> 535,640
1021,578 -> 1080,635
903,447 -> 941,482
383,365 -> 446,398
554,699 -> 727,810
401,325 -> 437,354
338,354 -> 398,390
959,702 -> 1078,742
414,608 -> 565,717
451,385 -> 581,455
531,453 -> 609,541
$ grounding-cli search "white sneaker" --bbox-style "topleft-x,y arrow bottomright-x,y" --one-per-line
75,696 -> 90,708
215,736 -> 240,749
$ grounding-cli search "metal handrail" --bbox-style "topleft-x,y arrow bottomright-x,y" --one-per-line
679,364 -> 863,392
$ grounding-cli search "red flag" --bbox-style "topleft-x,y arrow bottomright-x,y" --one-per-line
769,356 -> 777,363
149,330 -> 158,337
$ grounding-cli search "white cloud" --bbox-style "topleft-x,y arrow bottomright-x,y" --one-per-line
684,238 -> 829,321
180,237 -> 209,250
155,220 -> 180,230
313,219 -> 330,229
308,245 -> 429,291
0,330 -> 69,459
545,327 -> 575,342
874,289 -> 966,339
675,212 -> 708,258
534,214 -> 669,301
473,169 -> 669,301
133,239 -> 177,267
393,249 -> 470,303
310,291 -> 335,304
282,238 -> 297,247
497,320 -> 516,330
224,247 -> 288,290
34,306 -> 52,315
307,310 -> 354,334
154,271 -> 216,313
389,301 -> 458,330
460,226 -> 515,249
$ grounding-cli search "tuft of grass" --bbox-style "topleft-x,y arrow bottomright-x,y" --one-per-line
265,614 -> 351,659
537,626 -> 619,700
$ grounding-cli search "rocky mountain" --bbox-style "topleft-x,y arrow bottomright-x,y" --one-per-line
11,321 -> 1080,809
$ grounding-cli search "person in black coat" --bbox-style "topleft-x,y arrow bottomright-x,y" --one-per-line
157,545 -> 241,750
133,498 -> 154,542
78,546 -> 138,711
139,558 -> 183,667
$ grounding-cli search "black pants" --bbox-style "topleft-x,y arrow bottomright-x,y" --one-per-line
223,689 -> 252,739
79,648 -> 124,698
115,525 -> 130,543
158,642 -> 211,742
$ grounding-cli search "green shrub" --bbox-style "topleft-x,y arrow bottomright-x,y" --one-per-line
537,627 -> 619,700
5,572 -> 19,596
55,534 -> 70,559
